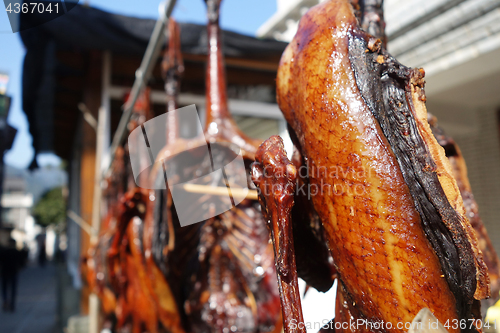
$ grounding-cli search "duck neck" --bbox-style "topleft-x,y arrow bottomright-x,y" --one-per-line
164,19 -> 183,144
204,0 -> 231,130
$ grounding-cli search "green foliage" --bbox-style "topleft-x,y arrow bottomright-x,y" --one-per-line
33,187 -> 66,227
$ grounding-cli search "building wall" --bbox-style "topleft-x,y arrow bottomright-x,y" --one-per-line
463,108 -> 500,255
234,115 -> 280,140
259,0 -> 500,77
67,117 -> 83,290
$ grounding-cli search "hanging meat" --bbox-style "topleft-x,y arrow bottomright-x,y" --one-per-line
141,17 -> 191,333
354,0 -> 500,314
358,0 -> 500,318
251,0 -> 492,332
84,207 -> 118,319
141,3 -> 282,332
85,85 -> 158,333
84,146 -> 128,321
108,188 -> 154,333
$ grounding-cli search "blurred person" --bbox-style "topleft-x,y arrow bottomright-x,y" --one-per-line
36,233 -> 47,267
0,238 -> 26,312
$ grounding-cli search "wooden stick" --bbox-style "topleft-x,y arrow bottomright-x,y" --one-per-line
182,183 -> 258,201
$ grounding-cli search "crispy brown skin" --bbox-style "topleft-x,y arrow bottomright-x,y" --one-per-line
272,0 -> 488,331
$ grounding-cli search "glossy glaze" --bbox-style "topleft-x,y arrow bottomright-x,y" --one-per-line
274,0 -> 481,331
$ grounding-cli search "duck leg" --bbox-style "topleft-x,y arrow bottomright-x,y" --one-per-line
252,136 -> 305,333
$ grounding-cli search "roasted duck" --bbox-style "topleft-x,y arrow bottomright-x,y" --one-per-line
356,0 -> 500,314
85,144 -> 142,329
113,89 -> 157,333
109,189 -> 154,333
142,3 -> 282,332
251,0 -> 491,332
85,146 -> 127,320
86,169 -> 152,333
185,6 -> 282,330
85,208 -> 118,319
86,86 -> 158,333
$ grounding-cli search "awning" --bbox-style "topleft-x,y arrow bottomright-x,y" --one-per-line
20,4 -> 287,161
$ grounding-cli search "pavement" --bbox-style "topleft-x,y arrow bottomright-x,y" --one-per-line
0,264 -> 57,333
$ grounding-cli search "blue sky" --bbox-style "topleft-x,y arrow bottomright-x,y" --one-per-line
0,0 -> 277,169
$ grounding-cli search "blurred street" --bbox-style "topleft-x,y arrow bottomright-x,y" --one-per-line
0,264 -> 57,333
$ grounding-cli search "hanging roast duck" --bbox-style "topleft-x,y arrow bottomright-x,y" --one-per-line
354,0 -> 500,315
85,86 -> 156,333
141,3 -> 282,332
251,0 -> 492,332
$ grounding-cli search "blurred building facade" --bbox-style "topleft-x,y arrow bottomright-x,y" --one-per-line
1,166 -> 36,251
1,165 -> 66,259
259,0 -> 500,255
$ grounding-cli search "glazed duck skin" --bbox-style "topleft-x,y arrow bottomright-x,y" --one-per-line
271,0 -> 488,330
348,31 -> 489,319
